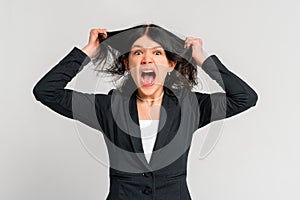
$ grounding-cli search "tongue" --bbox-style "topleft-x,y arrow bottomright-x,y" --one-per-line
142,74 -> 154,86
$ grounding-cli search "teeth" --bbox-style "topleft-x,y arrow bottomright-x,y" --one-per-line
141,79 -> 155,85
143,70 -> 154,73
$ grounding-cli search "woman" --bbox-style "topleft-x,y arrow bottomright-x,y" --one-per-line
33,24 -> 258,200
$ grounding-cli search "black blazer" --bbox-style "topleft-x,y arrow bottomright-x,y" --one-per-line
33,47 -> 258,200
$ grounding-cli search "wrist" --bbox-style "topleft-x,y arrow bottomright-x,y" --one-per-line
81,45 -> 96,59
196,55 -> 208,67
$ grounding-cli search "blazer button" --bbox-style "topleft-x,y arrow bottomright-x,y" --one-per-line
142,172 -> 152,177
142,186 -> 152,195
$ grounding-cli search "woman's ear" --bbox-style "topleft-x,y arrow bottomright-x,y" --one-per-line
169,61 -> 177,72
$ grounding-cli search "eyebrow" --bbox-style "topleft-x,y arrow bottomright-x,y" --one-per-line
131,45 -> 163,49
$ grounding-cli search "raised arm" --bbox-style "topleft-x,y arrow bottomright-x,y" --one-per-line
196,55 -> 258,128
33,29 -> 110,131
184,37 -> 258,128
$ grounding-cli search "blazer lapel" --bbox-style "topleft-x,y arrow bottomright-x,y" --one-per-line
124,91 -> 152,168
152,92 -> 177,150
125,88 -> 179,168
148,91 -> 179,166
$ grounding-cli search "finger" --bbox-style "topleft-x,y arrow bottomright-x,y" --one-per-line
98,31 -> 107,37
185,40 -> 193,48
99,29 -> 108,39
184,37 -> 190,48
98,33 -> 106,40
186,37 -> 202,44
91,28 -> 107,36
185,37 -> 195,48
90,29 -> 108,42
186,38 -> 203,49
99,28 -> 108,36
194,38 -> 203,45
184,37 -> 189,48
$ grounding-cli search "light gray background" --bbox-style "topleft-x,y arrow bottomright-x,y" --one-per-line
1,0 -> 300,199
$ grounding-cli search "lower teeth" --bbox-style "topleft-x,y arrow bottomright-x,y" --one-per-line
141,75 -> 155,85
143,81 -> 153,85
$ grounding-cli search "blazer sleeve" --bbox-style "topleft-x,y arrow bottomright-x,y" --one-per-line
196,55 -> 258,128
32,47 -> 110,132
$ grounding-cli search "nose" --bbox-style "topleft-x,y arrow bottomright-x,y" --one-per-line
141,51 -> 153,65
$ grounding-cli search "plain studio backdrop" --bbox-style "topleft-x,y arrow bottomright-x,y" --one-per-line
1,0 -> 299,199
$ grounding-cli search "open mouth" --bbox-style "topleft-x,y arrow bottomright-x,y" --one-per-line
140,70 -> 156,87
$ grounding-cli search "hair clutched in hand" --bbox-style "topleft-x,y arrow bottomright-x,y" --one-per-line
92,24 -> 199,94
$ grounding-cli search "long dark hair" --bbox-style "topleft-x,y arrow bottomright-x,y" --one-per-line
92,24 -> 199,96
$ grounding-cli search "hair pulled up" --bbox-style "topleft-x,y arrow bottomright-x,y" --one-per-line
92,24 -> 199,94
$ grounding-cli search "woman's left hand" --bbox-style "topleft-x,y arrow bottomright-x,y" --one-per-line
184,37 -> 207,66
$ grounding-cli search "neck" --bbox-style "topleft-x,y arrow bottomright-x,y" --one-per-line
136,89 -> 164,106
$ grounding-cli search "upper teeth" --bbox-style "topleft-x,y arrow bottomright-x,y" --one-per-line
143,70 -> 154,73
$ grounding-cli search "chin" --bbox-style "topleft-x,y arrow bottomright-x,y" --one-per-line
137,84 -> 163,96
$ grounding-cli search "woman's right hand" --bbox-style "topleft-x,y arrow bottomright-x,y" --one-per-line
81,28 -> 108,59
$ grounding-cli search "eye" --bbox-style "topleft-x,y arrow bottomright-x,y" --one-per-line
133,50 -> 142,55
154,50 -> 162,55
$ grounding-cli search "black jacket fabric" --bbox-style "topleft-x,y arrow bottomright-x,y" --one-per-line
33,47 -> 258,200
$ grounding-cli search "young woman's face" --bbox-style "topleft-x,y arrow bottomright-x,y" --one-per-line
125,35 -> 176,97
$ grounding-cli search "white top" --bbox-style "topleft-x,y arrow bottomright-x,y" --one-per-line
139,120 -> 159,163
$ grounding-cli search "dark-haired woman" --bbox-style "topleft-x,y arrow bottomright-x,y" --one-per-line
33,24 -> 258,200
